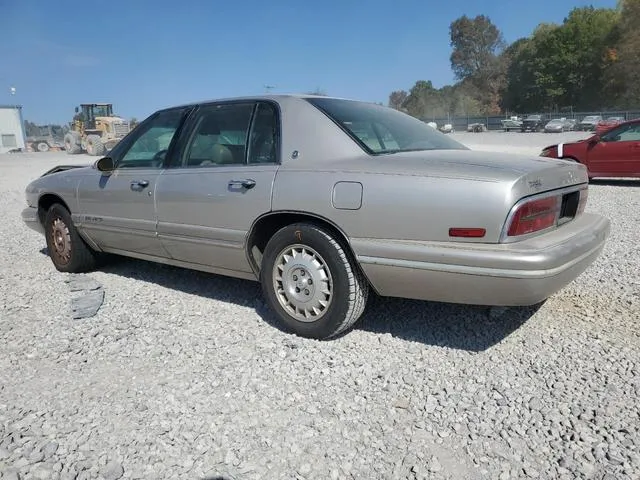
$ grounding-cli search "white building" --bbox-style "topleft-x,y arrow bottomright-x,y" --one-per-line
0,105 -> 26,154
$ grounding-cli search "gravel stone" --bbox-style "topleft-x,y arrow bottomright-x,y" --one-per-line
99,461 -> 124,480
1,146 -> 639,479
70,288 -> 105,320
2,470 -> 20,480
64,274 -> 102,292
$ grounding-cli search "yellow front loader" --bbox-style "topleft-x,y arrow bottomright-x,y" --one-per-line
64,103 -> 131,156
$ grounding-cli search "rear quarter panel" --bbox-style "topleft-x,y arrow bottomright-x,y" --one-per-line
271,169 -> 514,244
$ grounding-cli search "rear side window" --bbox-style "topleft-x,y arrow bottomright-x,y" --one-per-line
306,97 -> 467,155
247,102 -> 278,164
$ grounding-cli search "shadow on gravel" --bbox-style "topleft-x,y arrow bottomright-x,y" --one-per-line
589,178 -> 640,187
42,249 -> 540,351
355,293 -> 543,351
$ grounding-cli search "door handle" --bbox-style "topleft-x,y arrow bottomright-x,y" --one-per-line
130,180 -> 150,189
228,179 -> 256,189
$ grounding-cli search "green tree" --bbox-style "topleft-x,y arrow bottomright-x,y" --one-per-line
388,90 -> 408,111
449,14 -> 507,113
402,80 -> 437,118
503,7 -> 618,112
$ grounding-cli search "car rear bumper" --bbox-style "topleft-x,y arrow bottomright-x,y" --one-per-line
352,213 -> 610,306
21,206 -> 44,234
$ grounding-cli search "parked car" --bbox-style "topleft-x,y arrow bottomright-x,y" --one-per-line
544,118 -> 575,133
439,123 -> 454,134
21,94 -> 610,339
595,116 -> 625,135
565,118 -> 578,131
467,122 -> 487,132
521,115 -> 546,132
501,117 -> 522,132
578,115 -> 603,132
541,118 -> 640,179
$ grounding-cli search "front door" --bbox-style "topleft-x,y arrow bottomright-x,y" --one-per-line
77,108 -> 189,256
155,101 -> 280,274
587,122 -> 640,176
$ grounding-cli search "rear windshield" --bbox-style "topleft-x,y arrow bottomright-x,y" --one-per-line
305,97 -> 468,155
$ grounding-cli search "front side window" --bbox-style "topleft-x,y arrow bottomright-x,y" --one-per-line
183,103 -> 254,167
306,97 -> 467,155
602,123 -> 640,142
117,108 -> 186,168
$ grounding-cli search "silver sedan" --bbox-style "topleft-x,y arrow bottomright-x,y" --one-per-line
22,95 -> 610,339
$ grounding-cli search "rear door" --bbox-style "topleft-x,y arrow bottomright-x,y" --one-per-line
155,100 -> 280,274
587,122 -> 640,176
77,107 -> 190,256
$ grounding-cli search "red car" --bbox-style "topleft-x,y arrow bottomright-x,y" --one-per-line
595,116 -> 625,135
540,118 -> 640,179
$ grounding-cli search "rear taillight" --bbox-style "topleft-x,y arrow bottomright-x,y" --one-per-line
507,196 -> 560,237
577,188 -> 588,214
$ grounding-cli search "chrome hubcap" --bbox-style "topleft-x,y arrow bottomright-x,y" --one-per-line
273,244 -> 333,322
51,218 -> 71,264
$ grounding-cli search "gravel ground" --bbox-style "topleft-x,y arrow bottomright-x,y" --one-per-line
1,136 -> 639,480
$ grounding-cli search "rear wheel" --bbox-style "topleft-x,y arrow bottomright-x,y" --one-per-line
44,204 -> 98,273
37,142 -> 50,152
260,223 -> 369,339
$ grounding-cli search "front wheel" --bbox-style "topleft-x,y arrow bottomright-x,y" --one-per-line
260,223 -> 369,339
86,135 -> 106,156
44,204 -> 98,273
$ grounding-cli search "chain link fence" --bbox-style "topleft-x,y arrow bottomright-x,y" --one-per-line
422,111 -> 640,131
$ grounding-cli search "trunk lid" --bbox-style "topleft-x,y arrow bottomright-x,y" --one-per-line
306,149 -> 589,194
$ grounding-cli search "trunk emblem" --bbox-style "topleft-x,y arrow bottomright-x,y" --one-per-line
528,179 -> 543,189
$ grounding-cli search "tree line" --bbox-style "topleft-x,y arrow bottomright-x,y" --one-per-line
388,0 -> 640,119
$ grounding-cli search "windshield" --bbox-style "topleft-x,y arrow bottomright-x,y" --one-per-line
548,119 -> 562,124
305,97 -> 468,154
92,105 -> 111,117
583,116 -> 599,121
525,115 -> 541,120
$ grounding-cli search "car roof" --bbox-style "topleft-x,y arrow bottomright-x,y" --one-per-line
164,93 -> 358,110
610,118 -> 640,127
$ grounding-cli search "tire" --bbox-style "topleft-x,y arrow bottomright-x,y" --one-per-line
37,142 -> 50,152
85,135 -> 106,156
44,203 -> 98,273
64,132 -> 82,154
260,223 -> 369,339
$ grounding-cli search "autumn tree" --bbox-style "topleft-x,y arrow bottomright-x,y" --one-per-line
605,0 -> 640,107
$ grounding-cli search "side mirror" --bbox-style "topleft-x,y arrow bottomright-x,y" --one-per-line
95,156 -> 115,172
587,135 -> 600,147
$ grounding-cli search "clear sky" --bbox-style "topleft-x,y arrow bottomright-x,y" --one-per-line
0,0 -> 618,124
